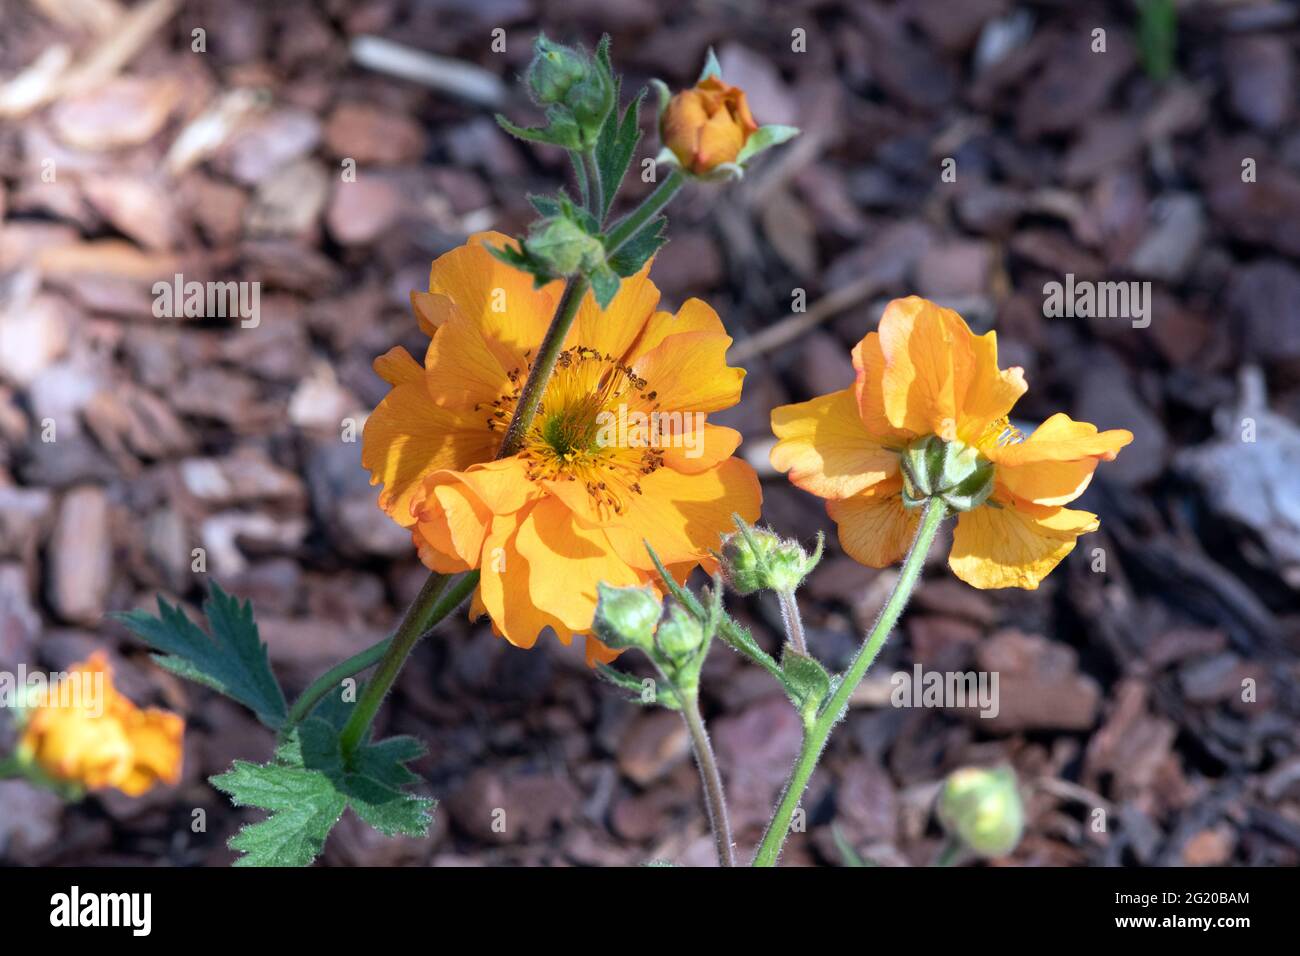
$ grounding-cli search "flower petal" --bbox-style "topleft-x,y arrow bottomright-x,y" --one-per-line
568,260 -> 661,363
826,480 -> 918,568
631,329 -> 744,413
476,509 -> 573,649
992,414 -> 1134,507
412,477 -> 493,573
515,497 -> 643,633
949,502 -> 1099,590
599,456 -> 761,568
877,296 -> 977,440
660,423 -> 742,474
771,388 -> 900,499
626,298 -> 728,363
851,331 -> 914,444
959,329 -> 1027,444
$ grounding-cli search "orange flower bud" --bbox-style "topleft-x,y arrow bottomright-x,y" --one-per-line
660,76 -> 759,174
17,652 -> 183,796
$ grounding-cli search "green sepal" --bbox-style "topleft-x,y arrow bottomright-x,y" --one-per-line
698,47 -> 722,82
595,663 -> 682,710
781,650 -> 832,723
113,582 -> 287,730
734,124 -> 800,167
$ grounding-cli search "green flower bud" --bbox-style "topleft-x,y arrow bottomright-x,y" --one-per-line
526,35 -> 587,105
720,524 -> 820,595
593,582 -> 662,651
937,766 -> 1025,858
523,216 -> 605,277
567,71 -> 614,133
653,602 -> 707,665
900,435 -> 994,512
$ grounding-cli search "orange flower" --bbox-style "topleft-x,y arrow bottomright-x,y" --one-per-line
364,233 -> 761,662
770,296 -> 1133,589
661,75 -> 759,175
18,652 -> 183,796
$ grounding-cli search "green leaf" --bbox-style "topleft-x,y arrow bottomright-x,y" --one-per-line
595,663 -> 681,710
114,583 -> 287,729
495,113 -> 574,149
589,263 -> 621,308
212,718 -> 434,866
486,240 -> 557,288
212,761 -> 346,867
734,124 -> 800,167
595,87 -> 645,219
607,216 -> 666,277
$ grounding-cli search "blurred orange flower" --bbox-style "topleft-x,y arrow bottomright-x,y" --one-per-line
661,75 -> 758,175
364,233 -> 760,662
770,296 -> 1133,589
18,652 -> 183,796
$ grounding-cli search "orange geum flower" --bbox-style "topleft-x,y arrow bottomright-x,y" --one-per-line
17,652 -> 183,796
363,233 -> 761,663
770,296 -> 1133,590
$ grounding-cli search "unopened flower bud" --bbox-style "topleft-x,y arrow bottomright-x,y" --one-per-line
900,435 -> 995,512
526,35 -> 587,105
593,583 -> 661,651
654,603 -> 706,665
661,76 -> 758,175
523,216 -> 605,277
720,524 -> 819,595
937,766 -> 1024,858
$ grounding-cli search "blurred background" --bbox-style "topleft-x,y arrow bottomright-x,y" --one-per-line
0,0 -> 1298,866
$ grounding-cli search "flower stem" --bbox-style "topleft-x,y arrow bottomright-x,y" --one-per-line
496,275 -> 589,458
752,498 -> 948,866
776,589 -> 807,656
339,571 -> 479,758
603,170 -> 682,255
680,689 -> 736,867
286,636 -> 393,729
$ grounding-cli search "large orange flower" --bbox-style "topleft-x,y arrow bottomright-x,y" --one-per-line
18,652 -> 183,796
770,296 -> 1132,589
363,233 -> 761,662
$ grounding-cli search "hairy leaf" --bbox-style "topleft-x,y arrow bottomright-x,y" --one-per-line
114,583 -> 287,729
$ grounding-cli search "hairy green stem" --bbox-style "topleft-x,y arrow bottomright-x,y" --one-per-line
339,572 -> 479,757
286,636 -> 393,728
680,689 -> 735,867
603,170 -> 682,254
776,590 -> 807,656
752,499 -> 948,866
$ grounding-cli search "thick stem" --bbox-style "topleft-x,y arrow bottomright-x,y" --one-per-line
603,170 -> 682,254
339,572 -> 479,757
776,590 -> 807,656
680,690 -> 736,867
752,499 -> 948,867
286,636 -> 393,728
496,275 -> 589,458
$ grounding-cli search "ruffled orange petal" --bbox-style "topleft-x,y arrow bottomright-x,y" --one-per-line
597,457 -> 761,569
476,509 -> 573,649
585,636 -> 623,666
625,298 -> 728,363
991,414 -> 1134,508
567,261 -> 660,363
631,329 -> 744,413
411,477 -> 493,573
826,478 -> 918,568
660,423 -> 742,474
117,708 -> 184,796
949,500 -> 1099,590
426,231 -> 563,365
771,388 -> 900,499
877,296 -> 977,441
514,497 -> 643,634
959,330 -> 1027,444
851,331 -> 914,445
362,347 -> 496,527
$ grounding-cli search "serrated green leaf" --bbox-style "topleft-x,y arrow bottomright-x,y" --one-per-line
495,113 -> 573,149
213,718 -> 433,865
595,87 -> 645,218
212,761 -> 346,867
608,216 -> 666,277
115,583 -> 287,729
590,263 -> 620,308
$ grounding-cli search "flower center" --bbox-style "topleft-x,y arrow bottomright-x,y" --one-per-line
482,347 -> 665,516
